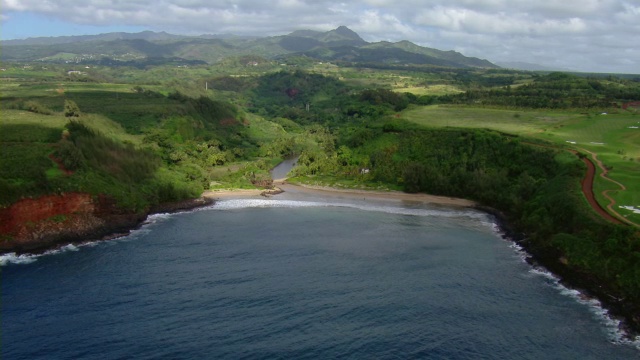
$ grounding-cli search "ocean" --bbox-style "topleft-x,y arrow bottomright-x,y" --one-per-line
2,195 -> 639,359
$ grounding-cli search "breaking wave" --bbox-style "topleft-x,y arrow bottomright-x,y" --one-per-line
212,198 -> 489,222
528,265 -> 640,350
0,243 -> 85,266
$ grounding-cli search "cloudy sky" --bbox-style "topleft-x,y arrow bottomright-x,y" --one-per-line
1,0 -> 639,74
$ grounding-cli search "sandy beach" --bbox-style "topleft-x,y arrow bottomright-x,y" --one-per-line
202,188 -> 266,199
203,183 -> 476,208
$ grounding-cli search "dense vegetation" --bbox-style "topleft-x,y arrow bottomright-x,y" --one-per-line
446,72 -> 640,108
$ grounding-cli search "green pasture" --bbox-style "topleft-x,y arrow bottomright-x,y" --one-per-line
308,66 -> 455,93
0,65 -> 62,80
393,85 -> 463,96
0,110 -> 68,135
551,114 -> 640,222
402,105 -> 584,135
0,82 -> 151,104
402,105 -> 640,224
0,110 -> 65,204
0,82 -> 181,133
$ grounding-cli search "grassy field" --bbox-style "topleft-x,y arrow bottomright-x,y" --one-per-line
402,105 -> 584,135
393,84 -> 463,96
0,108 -> 65,204
402,105 -> 640,224
306,64 -> 465,95
551,113 -> 640,222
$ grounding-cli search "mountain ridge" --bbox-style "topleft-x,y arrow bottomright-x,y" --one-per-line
1,26 -> 498,69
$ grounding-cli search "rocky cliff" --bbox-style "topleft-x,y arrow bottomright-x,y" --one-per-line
0,193 -> 212,254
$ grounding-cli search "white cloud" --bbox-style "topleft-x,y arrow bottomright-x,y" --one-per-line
413,7 -> 588,35
352,10 -> 415,41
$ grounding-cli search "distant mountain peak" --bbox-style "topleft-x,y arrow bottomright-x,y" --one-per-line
331,26 -> 364,41
288,29 -> 322,38
319,26 -> 367,46
281,26 -> 367,49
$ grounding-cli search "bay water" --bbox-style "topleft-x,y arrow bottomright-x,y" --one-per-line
2,194 -> 639,359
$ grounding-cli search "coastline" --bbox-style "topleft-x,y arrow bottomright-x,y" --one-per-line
273,182 -> 477,207
2,185 -> 638,339
0,195 -> 215,256
0,184 -> 475,256
202,188 -> 268,199
276,184 -> 638,338
476,206 -> 640,338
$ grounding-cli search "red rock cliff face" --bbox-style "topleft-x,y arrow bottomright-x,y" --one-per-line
0,192 -> 211,254
0,193 -> 94,234
0,193 -> 143,253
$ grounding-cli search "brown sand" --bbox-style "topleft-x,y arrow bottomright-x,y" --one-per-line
202,189 -> 265,199
203,184 -> 475,208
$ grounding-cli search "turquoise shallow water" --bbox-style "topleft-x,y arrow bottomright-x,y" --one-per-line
2,197 -> 639,359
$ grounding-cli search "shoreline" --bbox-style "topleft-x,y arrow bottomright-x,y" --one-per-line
274,183 -> 477,207
202,188 -> 268,199
0,185 -> 476,257
268,184 -> 638,338
201,184 -> 477,208
3,185 -> 639,339
0,196 -> 215,256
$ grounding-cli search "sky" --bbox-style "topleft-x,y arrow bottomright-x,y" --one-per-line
1,0 -> 639,74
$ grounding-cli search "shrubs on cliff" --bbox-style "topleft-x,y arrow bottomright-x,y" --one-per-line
60,121 -> 159,182
51,120 -> 201,211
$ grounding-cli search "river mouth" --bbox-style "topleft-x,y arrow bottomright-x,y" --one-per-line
270,156 -> 298,182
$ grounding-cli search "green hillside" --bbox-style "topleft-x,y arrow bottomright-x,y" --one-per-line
1,27 -> 496,69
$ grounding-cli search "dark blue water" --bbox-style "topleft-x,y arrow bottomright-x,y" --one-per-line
2,197 -> 639,359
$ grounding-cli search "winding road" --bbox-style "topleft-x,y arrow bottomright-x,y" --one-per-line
523,142 -> 636,227
579,156 -> 625,225
577,148 -> 638,227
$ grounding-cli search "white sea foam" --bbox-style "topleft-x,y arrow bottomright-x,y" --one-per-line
60,244 -> 79,252
507,240 -> 640,349
0,252 -> 38,266
0,242 -> 90,266
529,266 -> 559,282
211,198 -> 488,222
508,242 -> 530,263
528,264 -> 640,349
